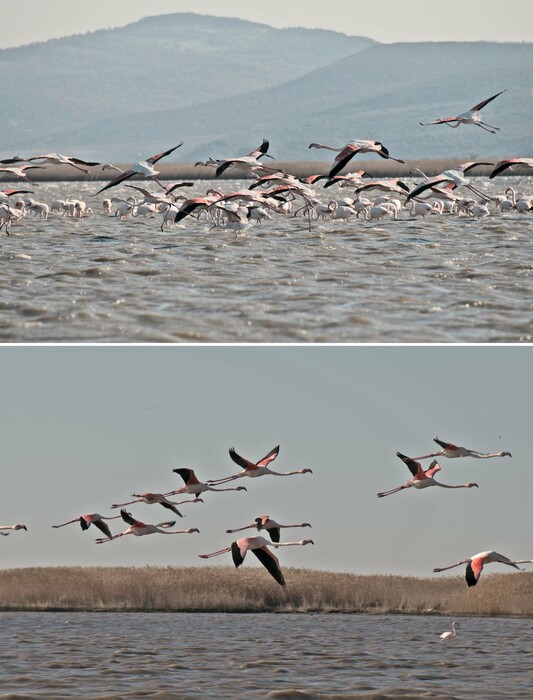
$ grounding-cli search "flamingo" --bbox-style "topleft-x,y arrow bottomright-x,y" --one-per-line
94,144 -> 183,195
198,535 -> 314,586
226,515 -> 311,543
214,139 -> 274,177
169,468 -> 247,498
377,452 -> 478,498
419,90 -> 506,133
433,550 -> 533,587
412,437 -> 512,460
110,493 -> 203,516
0,523 -> 27,536
309,139 -> 405,178
7,153 -> 101,174
0,165 -> 47,184
95,509 -> 199,543
489,158 -> 533,179
52,513 -> 123,539
207,445 -> 312,485
440,621 -> 459,641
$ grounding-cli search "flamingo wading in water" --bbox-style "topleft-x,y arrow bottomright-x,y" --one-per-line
207,445 -> 312,485
433,550 -> 533,587
199,536 -> 314,586
440,621 -> 459,641
412,438 -> 511,460
95,509 -> 199,543
377,453 -> 478,497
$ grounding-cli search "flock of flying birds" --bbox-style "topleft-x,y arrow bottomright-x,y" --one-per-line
0,90 -> 532,234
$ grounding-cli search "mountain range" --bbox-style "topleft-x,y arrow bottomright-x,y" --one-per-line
1,13 -> 531,165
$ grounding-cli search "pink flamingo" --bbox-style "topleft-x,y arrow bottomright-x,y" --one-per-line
0,523 -> 27,536
309,139 -> 405,178
5,153 -> 101,174
110,493 -> 203,516
377,452 -> 478,497
198,535 -> 314,586
169,468 -> 247,498
226,515 -> 311,543
214,139 -> 274,177
412,437 -> 511,460
207,445 -> 312,485
95,509 -> 199,543
52,513 -> 123,539
433,550 -> 533,587
489,157 -> 533,179
419,90 -> 506,133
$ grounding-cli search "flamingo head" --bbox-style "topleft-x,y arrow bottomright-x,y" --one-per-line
188,528 -> 200,534
235,486 -> 248,491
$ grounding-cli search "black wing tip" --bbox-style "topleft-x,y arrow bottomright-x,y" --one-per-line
465,562 -> 478,587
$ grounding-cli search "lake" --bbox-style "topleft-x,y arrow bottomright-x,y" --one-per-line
1,177 -> 532,343
1,612 -> 532,698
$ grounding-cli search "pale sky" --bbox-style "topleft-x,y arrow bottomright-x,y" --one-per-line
2,0 -> 533,48
1,346 -> 531,582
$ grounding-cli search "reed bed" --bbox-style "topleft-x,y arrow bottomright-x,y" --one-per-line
1,567 -> 532,616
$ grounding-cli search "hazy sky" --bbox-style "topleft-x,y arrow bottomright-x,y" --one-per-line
2,0 -> 533,48
1,346 -> 531,584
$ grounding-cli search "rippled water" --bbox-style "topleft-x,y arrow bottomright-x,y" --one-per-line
1,612 -> 532,698
1,177 -> 532,343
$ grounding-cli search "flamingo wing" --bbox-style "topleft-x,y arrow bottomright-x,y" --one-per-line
489,160 -> 518,179
466,557 -> 485,587
70,157 -> 101,166
93,519 -> 112,538
329,145 -> 359,178
215,160 -> 240,177
396,452 -> 424,479
471,90 -> 506,112
120,509 -> 139,526
79,517 -> 90,531
231,540 -> 247,567
173,468 -> 199,485
94,168 -> 136,195
266,526 -> 281,543
424,460 -> 441,478
406,178 -> 449,202
247,139 -> 270,158
256,445 -> 280,467
252,546 -> 286,586
229,447 -> 256,470
434,437 -> 459,451
146,143 -> 183,165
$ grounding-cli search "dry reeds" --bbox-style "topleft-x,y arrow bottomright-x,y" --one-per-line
1,566 -> 532,616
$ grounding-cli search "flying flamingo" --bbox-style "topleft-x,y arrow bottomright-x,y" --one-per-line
419,90 -> 506,133
439,621 -> 459,641
0,523 -> 27,536
52,513 -> 123,539
226,515 -> 311,543
94,143 -> 183,195
168,468 -> 247,498
412,438 -> 512,460
198,536 -> 314,586
213,139 -> 274,177
5,153 -> 101,174
110,493 -> 203,516
0,165 -> 47,184
207,445 -> 312,485
95,509 -> 199,543
377,452 -> 478,498
433,550 -> 533,587
309,139 -> 405,178
489,158 -> 533,179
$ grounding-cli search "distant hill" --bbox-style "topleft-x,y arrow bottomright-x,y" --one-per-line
0,13 -> 374,160
2,17 -> 531,163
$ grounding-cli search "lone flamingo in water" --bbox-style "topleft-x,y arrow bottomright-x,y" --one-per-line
412,438 -> 511,460
95,509 -> 199,543
110,493 -> 203,516
419,90 -> 506,133
439,621 -> 459,641
226,515 -> 312,543
309,139 -> 405,178
207,445 -> 312,485
0,523 -> 27,536
52,513 -> 123,539
199,536 -> 314,586
433,550 -> 533,587
168,468 -> 247,498
377,452 -> 478,497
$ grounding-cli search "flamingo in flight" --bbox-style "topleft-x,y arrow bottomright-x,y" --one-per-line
439,621 -> 459,641
406,161 -> 494,202
95,509 -> 199,543
213,139 -> 274,177
412,438 -> 511,460
110,493 -> 203,516
489,158 -> 533,179
168,468 -> 247,499
199,536 -> 314,586
52,513 -> 123,539
207,445 -> 312,485
419,90 -> 506,133
309,139 -> 405,178
377,452 -> 478,498
2,153 -> 101,174
94,143 -> 183,195
433,550 -> 533,587
0,165 -> 47,184
0,523 -> 27,536
226,515 -> 311,543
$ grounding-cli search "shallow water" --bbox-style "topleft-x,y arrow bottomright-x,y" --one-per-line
1,177 -> 532,343
0,612 -> 532,699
